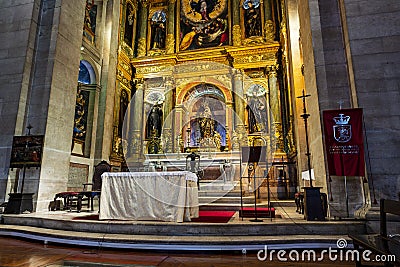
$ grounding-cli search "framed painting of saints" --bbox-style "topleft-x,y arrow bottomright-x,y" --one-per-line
179,0 -> 230,51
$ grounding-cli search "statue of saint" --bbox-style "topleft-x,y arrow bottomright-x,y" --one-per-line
150,10 -> 166,49
243,0 -> 261,38
124,3 -> 134,46
198,103 -> 215,139
147,103 -> 163,138
246,85 -> 268,133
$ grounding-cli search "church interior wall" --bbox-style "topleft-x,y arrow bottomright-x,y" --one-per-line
34,0 -> 87,211
93,0 -> 121,165
0,1 -> 39,201
296,0 -> 400,215
2,0 -> 398,215
285,0 -> 306,189
343,0 -> 400,201
296,0 -> 366,216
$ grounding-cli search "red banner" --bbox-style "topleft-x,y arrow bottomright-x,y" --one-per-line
323,108 -> 365,176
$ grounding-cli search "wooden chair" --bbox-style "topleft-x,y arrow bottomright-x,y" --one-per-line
53,184 -> 92,212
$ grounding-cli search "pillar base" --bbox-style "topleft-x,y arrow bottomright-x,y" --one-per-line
4,193 -> 34,214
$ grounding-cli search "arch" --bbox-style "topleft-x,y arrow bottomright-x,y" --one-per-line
176,78 -> 233,106
78,60 -> 96,84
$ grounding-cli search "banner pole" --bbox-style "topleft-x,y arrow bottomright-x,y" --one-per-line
344,175 -> 349,218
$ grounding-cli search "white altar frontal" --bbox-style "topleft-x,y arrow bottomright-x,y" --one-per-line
99,171 -> 199,222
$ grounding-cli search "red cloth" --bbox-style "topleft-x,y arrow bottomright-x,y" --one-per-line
323,108 -> 365,176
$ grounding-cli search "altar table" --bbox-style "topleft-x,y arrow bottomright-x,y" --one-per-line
99,171 -> 199,222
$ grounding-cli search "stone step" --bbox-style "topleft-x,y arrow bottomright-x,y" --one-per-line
1,212 -> 367,239
199,202 -> 266,211
199,196 -> 254,204
199,182 -> 239,191
0,223 -> 364,251
198,190 -> 242,197
270,200 -> 297,207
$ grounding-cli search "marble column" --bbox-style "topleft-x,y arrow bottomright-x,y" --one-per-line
232,0 -> 241,46
264,0 -> 275,41
137,0 -> 149,57
166,0 -> 176,54
163,77 -> 174,152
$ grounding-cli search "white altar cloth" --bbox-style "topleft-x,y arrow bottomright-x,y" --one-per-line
99,171 -> 199,222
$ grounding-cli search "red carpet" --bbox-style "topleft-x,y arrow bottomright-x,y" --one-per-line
73,211 -> 236,223
191,210 -> 236,223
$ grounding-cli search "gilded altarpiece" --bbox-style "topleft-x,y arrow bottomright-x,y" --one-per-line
116,0 -> 295,175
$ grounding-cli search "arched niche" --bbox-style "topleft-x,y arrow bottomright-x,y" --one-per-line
182,83 -> 227,150
72,60 -> 97,157
78,60 -> 96,85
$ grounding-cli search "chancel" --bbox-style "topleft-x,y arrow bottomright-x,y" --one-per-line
0,0 -> 399,258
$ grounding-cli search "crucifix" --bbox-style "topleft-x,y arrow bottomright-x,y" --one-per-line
297,89 -> 313,187
337,100 -> 344,110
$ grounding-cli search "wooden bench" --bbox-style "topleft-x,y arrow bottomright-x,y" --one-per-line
53,184 -> 101,212
349,199 -> 400,267
53,191 -> 100,212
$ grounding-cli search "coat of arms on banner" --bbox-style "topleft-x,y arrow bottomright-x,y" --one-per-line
333,114 -> 351,143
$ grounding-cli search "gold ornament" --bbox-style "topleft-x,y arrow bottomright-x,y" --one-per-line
137,37 -> 147,57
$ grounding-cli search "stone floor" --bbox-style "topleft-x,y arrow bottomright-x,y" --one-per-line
0,199 -> 367,252
0,236 -> 364,267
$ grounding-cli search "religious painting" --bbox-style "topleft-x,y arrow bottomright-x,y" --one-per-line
245,84 -> 268,133
242,0 -> 262,38
124,2 -> 135,47
83,0 -> 97,43
10,135 -> 44,168
180,0 -> 229,51
73,88 -> 89,142
150,10 -> 167,50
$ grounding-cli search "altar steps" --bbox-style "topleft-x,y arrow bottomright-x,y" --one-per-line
0,211 -> 367,251
1,212 -> 366,237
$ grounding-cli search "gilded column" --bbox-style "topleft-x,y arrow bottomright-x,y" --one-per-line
137,0 -> 149,57
128,79 -> 145,161
166,0 -> 176,54
174,104 -> 184,153
225,102 -> 234,150
268,65 -> 284,156
233,71 -> 245,128
132,3 -> 139,52
163,77 -> 174,152
263,0 -> 275,41
232,0 -> 241,46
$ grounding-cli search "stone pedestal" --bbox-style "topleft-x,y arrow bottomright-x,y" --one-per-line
328,176 -> 365,218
